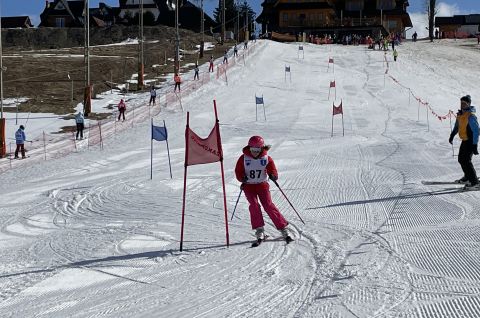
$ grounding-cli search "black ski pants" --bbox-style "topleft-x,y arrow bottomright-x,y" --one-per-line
458,140 -> 478,184
76,123 -> 84,139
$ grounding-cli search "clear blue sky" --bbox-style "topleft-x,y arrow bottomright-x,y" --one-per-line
1,0 -> 478,27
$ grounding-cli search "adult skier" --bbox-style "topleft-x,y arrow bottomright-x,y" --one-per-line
14,125 -> 26,159
449,95 -> 480,190
235,136 -> 293,246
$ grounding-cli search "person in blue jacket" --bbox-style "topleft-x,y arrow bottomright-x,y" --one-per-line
449,95 -> 480,190
14,125 -> 26,159
75,111 -> 84,140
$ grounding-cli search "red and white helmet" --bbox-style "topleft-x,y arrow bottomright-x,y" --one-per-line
248,136 -> 264,148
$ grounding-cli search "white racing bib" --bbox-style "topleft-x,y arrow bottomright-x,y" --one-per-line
244,155 -> 268,184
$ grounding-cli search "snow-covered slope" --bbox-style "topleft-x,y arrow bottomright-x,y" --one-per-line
1,39 -> 480,317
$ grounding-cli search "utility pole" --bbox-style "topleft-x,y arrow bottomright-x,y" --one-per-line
236,1 -> 239,42
138,0 -> 144,90
0,5 -> 5,158
174,0 -> 180,75
200,0 -> 204,58
83,0 -> 91,117
221,0 -> 225,44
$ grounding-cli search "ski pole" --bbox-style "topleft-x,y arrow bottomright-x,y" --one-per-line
272,179 -> 305,225
230,188 -> 243,220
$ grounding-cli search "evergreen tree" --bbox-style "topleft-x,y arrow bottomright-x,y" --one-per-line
237,1 -> 255,32
213,0 -> 237,30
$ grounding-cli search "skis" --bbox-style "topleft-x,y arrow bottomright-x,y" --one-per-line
251,238 -> 264,247
250,235 -> 294,247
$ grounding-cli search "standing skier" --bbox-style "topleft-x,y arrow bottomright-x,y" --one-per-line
449,95 -> 480,190
193,63 -> 199,80
14,125 -> 26,159
235,136 -> 293,246
209,56 -> 214,72
117,99 -> 126,121
223,50 -> 228,64
75,111 -> 84,140
174,73 -> 181,92
149,85 -> 157,105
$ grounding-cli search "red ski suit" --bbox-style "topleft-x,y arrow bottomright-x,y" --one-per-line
235,146 -> 288,230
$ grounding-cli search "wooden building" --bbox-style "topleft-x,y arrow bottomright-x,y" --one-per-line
435,14 -> 480,39
256,0 -> 412,40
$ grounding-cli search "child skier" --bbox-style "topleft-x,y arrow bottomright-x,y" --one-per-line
449,95 -> 480,190
174,73 -> 181,92
117,99 -> 126,121
235,136 -> 293,246
209,56 -> 214,72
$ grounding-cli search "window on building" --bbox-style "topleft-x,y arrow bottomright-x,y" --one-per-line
376,0 -> 395,10
283,13 -> 288,22
387,20 -> 397,29
346,0 -> 364,11
55,18 -> 65,27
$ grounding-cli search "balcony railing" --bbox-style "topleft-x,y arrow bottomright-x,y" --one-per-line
284,17 -> 381,28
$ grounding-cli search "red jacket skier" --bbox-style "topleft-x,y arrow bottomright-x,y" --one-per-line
235,136 -> 292,244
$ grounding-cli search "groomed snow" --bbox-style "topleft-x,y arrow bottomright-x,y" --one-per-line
1,39 -> 480,317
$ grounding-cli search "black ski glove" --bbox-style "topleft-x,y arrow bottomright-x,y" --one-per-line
449,134 -> 454,145
269,174 -> 278,181
473,144 -> 479,155
240,183 -> 245,190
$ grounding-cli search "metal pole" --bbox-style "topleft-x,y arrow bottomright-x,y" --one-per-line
237,1 -> 239,42
87,0 -> 90,89
138,0 -> 144,90
175,0 -> 180,75
0,4 -> 3,119
222,0 -> 225,43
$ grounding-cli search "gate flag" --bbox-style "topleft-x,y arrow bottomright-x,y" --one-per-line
151,119 -> 172,179
152,124 -> 167,141
333,101 -> 343,115
180,101 -> 229,252
185,124 -> 222,166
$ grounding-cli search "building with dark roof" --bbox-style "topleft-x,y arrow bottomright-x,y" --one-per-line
436,14 -> 480,38
256,0 -> 412,40
1,16 -> 34,28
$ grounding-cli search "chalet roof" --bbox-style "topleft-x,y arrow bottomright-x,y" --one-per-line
464,14 -> 480,24
435,16 -> 465,26
1,16 -> 33,28
274,2 -> 334,10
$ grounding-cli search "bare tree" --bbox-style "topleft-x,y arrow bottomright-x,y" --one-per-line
425,0 -> 437,42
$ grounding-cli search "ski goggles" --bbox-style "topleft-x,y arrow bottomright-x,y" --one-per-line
250,147 -> 262,153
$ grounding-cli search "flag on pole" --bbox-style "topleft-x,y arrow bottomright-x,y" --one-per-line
185,124 -> 222,166
151,120 -> 172,179
333,101 -> 343,116
329,80 -> 336,88
255,96 -> 264,104
152,124 -> 167,141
